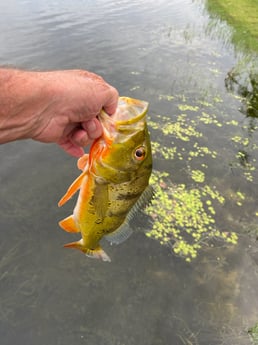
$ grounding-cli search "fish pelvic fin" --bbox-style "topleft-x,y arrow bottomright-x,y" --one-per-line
77,153 -> 89,171
64,240 -> 111,262
59,215 -> 79,233
58,171 -> 87,207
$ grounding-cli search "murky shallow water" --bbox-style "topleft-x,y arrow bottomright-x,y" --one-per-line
1,1 -> 258,344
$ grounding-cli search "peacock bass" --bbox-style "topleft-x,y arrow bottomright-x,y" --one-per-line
58,97 -> 153,262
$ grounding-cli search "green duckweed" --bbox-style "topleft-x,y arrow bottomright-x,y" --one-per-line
144,94 -> 258,260
146,172 -> 238,261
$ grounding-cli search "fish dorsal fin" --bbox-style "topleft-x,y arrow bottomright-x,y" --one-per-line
104,221 -> 133,245
77,153 -> 89,171
126,185 -> 155,222
58,171 -> 87,207
104,185 -> 155,245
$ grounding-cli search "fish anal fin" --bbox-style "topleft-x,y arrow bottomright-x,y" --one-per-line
77,154 -> 89,171
64,239 -> 84,251
59,215 -> 79,233
58,171 -> 87,207
105,222 -> 133,245
64,240 -> 111,262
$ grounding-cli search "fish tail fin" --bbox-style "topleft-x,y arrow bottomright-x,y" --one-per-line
64,240 -> 111,262
85,246 -> 111,262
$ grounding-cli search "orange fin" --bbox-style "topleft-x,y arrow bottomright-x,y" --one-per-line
77,153 -> 89,171
59,215 -> 79,233
64,240 -> 111,262
58,171 -> 87,207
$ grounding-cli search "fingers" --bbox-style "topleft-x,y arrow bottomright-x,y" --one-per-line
38,69 -> 118,157
71,118 -> 102,147
81,118 -> 103,139
103,86 -> 119,115
59,118 -> 103,157
58,140 -> 85,157
71,128 -> 90,147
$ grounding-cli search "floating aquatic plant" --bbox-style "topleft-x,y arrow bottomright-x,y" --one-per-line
190,169 -> 205,183
145,94 -> 258,260
146,171 -> 238,262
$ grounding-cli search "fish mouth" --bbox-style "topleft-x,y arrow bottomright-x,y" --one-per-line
99,97 -> 149,138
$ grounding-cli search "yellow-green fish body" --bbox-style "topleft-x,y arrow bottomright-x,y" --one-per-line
58,97 -> 153,262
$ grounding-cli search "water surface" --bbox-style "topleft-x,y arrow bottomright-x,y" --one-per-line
0,1 -> 258,344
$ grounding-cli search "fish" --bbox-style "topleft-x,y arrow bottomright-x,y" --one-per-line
58,97 -> 153,262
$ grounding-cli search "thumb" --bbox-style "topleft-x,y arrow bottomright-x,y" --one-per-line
103,87 -> 119,115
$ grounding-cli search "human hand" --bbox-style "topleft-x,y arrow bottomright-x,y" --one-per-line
31,70 -> 118,157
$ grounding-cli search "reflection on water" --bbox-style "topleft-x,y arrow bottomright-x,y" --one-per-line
0,1 -> 258,344
226,68 -> 258,118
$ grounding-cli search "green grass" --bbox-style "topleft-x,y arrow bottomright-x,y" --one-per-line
206,0 -> 258,52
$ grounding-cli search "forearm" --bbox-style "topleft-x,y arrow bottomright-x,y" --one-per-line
0,68 -> 48,143
0,68 -> 118,156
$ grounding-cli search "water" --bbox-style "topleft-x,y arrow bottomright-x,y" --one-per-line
1,1 -> 258,344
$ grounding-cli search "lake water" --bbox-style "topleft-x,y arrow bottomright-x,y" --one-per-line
1,1 -> 258,344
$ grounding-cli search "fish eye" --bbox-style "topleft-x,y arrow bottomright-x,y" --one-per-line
134,146 -> 146,161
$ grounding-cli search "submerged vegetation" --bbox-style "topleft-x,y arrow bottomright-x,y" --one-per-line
225,68 -> 258,118
206,0 -> 258,53
206,0 -> 258,119
206,0 -> 258,123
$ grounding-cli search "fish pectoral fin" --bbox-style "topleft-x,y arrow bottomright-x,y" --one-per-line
77,153 -> 89,171
58,171 -> 87,207
64,240 -> 111,262
59,215 -> 79,233
92,182 -> 109,219
104,221 -> 133,245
